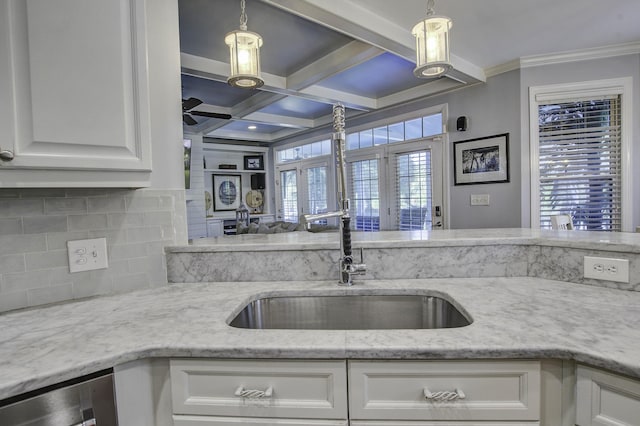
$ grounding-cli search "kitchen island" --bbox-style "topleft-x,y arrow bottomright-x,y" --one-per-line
1,229 -> 639,424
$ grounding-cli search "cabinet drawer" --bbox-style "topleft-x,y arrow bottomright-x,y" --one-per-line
173,415 -> 347,425
576,365 -> 640,426
170,359 -> 348,419
348,360 -> 540,421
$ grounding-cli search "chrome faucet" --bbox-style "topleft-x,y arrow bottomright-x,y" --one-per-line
300,104 -> 366,286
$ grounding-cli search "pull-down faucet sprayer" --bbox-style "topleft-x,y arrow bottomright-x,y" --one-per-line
299,104 -> 366,285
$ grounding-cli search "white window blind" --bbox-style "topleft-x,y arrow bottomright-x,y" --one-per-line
537,96 -> 621,231
394,150 -> 433,230
348,159 -> 380,231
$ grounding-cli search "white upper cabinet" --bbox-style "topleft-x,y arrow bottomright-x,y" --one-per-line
0,0 -> 152,187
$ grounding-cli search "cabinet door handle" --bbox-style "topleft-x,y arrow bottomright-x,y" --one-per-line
424,387 -> 465,401
234,386 -> 273,399
0,149 -> 14,161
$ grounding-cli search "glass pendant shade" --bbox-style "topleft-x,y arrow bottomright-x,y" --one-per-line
225,29 -> 264,88
412,15 -> 452,78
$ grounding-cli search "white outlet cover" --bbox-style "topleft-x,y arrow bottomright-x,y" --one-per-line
470,194 -> 490,206
583,256 -> 629,283
67,237 -> 109,273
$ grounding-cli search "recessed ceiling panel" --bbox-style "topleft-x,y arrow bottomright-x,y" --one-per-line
259,97 -> 332,120
181,74 -> 254,107
316,53 -> 423,98
219,120 -> 287,135
179,0 -> 354,76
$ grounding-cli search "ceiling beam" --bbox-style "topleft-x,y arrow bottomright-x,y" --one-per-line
181,52 -> 377,111
262,0 -> 486,84
287,40 -> 384,90
243,112 -> 314,129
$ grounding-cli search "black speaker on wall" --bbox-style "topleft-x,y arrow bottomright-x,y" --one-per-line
251,173 -> 265,190
456,116 -> 468,131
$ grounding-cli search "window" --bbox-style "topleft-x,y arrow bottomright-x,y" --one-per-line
306,166 -> 328,222
275,108 -> 447,230
530,78 -> 631,231
279,169 -> 298,222
350,159 -> 380,231
394,150 -> 433,230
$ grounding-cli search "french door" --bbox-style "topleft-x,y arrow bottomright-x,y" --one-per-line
275,160 -> 334,223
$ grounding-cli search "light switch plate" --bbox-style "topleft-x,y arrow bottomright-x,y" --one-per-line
67,237 -> 109,273
470,194 -> 490,206
583,256 -> 629,283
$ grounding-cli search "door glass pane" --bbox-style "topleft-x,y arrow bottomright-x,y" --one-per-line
280,170 -> 298,222
351,159 -> 380,231
307,166 -> 328,224
404,118 -> 422,140
396,150 -> 432,230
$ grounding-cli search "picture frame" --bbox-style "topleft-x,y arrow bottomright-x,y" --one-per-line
213,175 -> 242,211
244,155 -> 264,170
453,133 -> 509,185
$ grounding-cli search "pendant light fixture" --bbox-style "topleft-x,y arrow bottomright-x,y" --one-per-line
225,0 -> 264,89
412,0 -> 452,78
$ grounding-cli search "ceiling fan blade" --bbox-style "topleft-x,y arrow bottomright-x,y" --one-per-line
182,97 -> 203,111
183,114 -> 197,126
191,111 -> 232,120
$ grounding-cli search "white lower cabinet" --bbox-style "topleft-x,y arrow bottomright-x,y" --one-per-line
169,359 -> 542,425
576,364 -> 640,426
170,359 -> 348,425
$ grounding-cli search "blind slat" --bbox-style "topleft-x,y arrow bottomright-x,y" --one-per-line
537,96 -> 621,231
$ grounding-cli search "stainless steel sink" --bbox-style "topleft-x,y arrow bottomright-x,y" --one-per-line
229,294 -> 471,330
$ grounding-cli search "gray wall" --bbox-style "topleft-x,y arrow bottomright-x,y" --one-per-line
444,70 -> 521,229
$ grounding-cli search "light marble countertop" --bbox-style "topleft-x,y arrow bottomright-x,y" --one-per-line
1,277 -> 639,400
172,228 -> 640,253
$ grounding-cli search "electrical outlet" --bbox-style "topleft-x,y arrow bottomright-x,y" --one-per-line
583,256 -> 629,283
67,238 -> 109,273
470,194 -> 490,206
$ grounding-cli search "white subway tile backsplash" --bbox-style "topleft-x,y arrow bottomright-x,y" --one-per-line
44,198 -> 87,215
0,234 -> 47,256
68,214 -> 108,231
0,254 -> 26,274
87,196 -> 126,213
0,188 -> 185,312
0,218 -> 22,235
25,250 -> 68,271
0,199 -> 45,217
27,283 -> 73,306
2,270 -> 54,293
0,290 -> 28,312
108,212 -> 145,228
23,216 -> 68,234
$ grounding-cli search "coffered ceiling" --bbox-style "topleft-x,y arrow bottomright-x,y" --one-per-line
179,0 -> 640,143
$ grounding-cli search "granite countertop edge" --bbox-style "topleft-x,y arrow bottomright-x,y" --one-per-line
1,277 -> 639,401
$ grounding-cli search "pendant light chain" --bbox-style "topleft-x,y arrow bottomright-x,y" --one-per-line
426,0 -> 435,16
239,0 -> 248,31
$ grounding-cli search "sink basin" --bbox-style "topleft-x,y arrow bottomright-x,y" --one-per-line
229,294 -> 471,330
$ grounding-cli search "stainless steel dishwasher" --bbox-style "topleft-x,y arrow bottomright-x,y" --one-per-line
0,369 -> 118,425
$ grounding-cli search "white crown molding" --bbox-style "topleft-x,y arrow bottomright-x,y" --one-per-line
484,41 -> 640,78
520,41 -> 640,69
484,59 -> 521,78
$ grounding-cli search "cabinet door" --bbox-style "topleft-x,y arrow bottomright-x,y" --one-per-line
170,359 -> 348,420
349,360 -> 541,422
576,365 -> 640,426
0,0 -> 151,185
174,416 -> 347,425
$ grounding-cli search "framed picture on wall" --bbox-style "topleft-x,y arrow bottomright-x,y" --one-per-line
213,175 -> 242,211
453,133 -> 510,185
244,155 -> 264,170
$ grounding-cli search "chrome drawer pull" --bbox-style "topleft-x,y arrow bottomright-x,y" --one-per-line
0,149 -> 14,161
424,387 -> 466,401
234,386 -> 273,399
